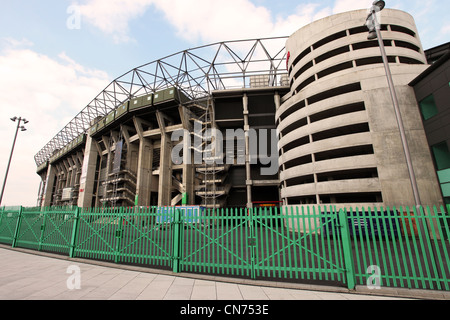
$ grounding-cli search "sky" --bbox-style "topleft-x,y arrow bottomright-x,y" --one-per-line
0,0 -> 449,207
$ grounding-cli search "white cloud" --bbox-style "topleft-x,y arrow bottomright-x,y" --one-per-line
0,41 -> 110,206
332,0 -> 367,14
75,0 -> 361,44
1,38 -> 34,49
151,0 -> 275,42
441,24 -> 450,35
76,0 -> 154,43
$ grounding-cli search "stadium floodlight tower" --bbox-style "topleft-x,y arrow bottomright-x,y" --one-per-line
366,0 -> 421,210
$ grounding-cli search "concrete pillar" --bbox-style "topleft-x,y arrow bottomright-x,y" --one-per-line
63,159 -> 71,189
157,111 -> 173,206
243,94 -> 253,209
135,138 -> 153,207
77,134 -> 99,208
42,164 -> 57,207
67,157 -> 75,188
158,133 -> 172,206
132,117 -> 154,207
179,106 -> 195,205
128,142 -> 139,174
274,92 -> 281,111
182,135 -> 195,205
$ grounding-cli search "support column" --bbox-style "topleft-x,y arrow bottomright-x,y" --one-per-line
274,92 -> 284,206
135,138 -> 153,207
132,118 -> 154,206
42,164 -> 56,207
274,92 -> 281,111
243,94 -> 253,209
78,134 -> 99,208
67,156 -> 75,188
157,111 -> 173,206
122,125 -> 139,174
179,106 -> 195,205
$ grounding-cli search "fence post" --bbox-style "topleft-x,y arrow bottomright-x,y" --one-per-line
115,207 -> 124,264
69,207 -> 81,258
249,207 -> 256,280
12,206 -> 23,248
338,208 -> 356,290
0,206 -> 4,232
38,209 -> 48,251
172,207 -> 182,273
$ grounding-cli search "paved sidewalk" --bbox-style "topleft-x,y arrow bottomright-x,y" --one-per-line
0,247 -> 412,301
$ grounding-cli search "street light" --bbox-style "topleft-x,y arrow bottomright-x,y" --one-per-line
364,1 -> 444,280
0,117 -> 29,206
365,1 -> 422,210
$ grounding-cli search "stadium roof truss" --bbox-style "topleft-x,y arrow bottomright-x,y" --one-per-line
34,37 -> 289,166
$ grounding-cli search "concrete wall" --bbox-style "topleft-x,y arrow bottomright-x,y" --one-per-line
278,9 -> 444,208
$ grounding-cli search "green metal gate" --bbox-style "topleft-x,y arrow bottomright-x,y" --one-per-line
72,207 -> 176,269
117,207 -> 175,269
14,207 -> 45,250
178,207 -> 254,277
0,207 -> 21,246
11,207 -> 77,254
176,206 -> 354,288
38,207 -> 77,255
251,206 -> 349,284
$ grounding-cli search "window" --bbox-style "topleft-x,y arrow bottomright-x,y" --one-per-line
312,30 -> 347,50
432,142 -> 450,204
390,25 -> 416,37
431,142 -> 450,171
419,94 -> 438,120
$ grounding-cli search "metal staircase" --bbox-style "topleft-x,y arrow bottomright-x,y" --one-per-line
101,132 -> 137,207
189,99 -> 231,209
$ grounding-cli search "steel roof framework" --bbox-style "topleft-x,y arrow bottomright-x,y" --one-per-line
34,37 -> 289,166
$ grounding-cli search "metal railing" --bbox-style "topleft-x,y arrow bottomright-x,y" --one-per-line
1,204 -> 449,291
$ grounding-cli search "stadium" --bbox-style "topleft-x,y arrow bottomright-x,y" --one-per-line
35,8 -> 444,210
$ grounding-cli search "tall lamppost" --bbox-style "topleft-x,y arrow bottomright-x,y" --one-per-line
0,117 -> 29,206
365,1 -> 422,210
365,1 -> 443,280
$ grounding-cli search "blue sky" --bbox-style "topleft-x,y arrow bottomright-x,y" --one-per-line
0,0 -> 449,206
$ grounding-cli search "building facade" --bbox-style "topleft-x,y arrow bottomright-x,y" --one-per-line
36,9 -> 444,210
278,9 -> 443,208
35,37 -> 291,209
410,43 -> 450,205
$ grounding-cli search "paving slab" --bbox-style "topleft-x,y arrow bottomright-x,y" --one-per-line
0,247 -> 435,302
190,280 -> 217,300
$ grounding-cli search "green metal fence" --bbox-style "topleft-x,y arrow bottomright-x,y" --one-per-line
0,204 -> 449,292
347,206 -> 450,291
73,206 -> 176,269
0,206 -> 21,246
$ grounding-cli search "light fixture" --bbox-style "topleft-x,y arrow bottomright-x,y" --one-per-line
367,26 -> 378,40
366,0 -> 386,40
372,0 -> 385,10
